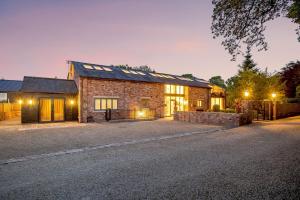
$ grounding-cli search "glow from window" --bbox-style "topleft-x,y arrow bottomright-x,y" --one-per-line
83,64 -> 94,70
94,66 -> 103,70
129,70 -> 138,74
95,98 -> 118,110
122,69 -> 131,74
137,71 -> 146,75
103,67 -> 112,71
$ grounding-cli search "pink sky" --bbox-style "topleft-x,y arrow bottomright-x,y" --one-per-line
0,0 -> 299,81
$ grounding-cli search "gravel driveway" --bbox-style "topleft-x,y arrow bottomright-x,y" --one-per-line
0,119 -> 221,160
0,117 -> 299,199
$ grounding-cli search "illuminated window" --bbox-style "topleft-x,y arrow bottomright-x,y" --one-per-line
211,97 -> 224,110
103,67 -> 112,71
94,98 -> 118,110
164,85 -> 185,95
137,71 -> 146,75
197,100 -> 203,107
94,66 -> 103,70
0,93 -> 7,102
122,69 -> 131,74
83,64 -> 93,70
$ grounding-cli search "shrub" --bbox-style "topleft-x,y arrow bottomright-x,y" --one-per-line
212,104 -> 220,112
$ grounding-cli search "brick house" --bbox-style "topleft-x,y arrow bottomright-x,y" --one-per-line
67,61 -> 212,123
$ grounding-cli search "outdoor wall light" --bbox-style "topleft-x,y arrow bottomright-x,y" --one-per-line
244,91 -> 250,97
28,99 -> 33,105
271,93 -> 277,98
70,100 -> 75,105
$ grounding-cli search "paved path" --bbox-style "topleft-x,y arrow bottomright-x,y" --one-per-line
0,117 -> 300,199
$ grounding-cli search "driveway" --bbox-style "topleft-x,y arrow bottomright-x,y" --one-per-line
0,119 -> 221,161
0,117 -> 299,199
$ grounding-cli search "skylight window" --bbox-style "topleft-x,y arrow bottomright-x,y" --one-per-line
196,79 -> 209,83
129,70 -> 138,74
137,72 -> 146,75
103,67 -> 112,71
83,64 -> 94,70
177,77 -> 193,81
122,69 -> 131,74
94,66 -> 103,70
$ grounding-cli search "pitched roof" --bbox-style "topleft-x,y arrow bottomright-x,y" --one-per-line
70,61 -> 211,88
0,80 -> 23,92
20,76 -> 78,94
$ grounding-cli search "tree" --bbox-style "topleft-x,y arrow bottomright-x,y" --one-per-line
209,76 -> 226,88
116,64 -> 155,72
212,0 -> 300,60
279,61 -> 300,98
238,48 -> 258,72
181,74 -> 197,79
225,54 -> 285,108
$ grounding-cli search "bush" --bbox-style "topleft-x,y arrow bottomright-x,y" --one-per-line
223,108 -> 236,113
212,104 -> 220,112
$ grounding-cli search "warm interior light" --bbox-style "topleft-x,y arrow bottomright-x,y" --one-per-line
28,99 -> 33,105
70,100 -> 75,105
271,93 -> 277,98
244,91 -> 249,97
137,111 -> 145,117
18,99 -> 23,105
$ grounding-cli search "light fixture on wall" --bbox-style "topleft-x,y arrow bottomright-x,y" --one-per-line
271,92 -> 277,99
70,100 -> 75,105
18,99 -> 23,105
28,99 -> 33,105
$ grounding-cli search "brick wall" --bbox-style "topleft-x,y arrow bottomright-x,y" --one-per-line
188,87 -> 210,111
79,77 -> 165,122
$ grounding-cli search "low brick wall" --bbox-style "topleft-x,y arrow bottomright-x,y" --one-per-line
174,111 -> 252,127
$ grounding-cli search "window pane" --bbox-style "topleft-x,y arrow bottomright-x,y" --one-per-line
0,93 -> 7,102
165,85 -> 171,94
107,99 -> 112,109
112,99 -> 118,109
95,99 -> 101,110
171,85 -> 176,94
101,99 -> 106,109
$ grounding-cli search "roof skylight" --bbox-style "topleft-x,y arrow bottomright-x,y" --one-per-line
83,64 -> 94,70
122,69 -> 131,74
94,66 -> 103,70
137,71 -> 146,75
103,67 -> 112,72
177,77 -> 193,81
129,70 -> 138,74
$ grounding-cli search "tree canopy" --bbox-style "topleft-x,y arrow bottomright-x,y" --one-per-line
279,61 -> 300,98
116,64 -> 155,72
226,53 -> 285,107
212,0 -> 300,60
209,76 -> 226,88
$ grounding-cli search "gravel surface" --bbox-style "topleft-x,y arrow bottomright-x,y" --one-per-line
0,117 -> 300,199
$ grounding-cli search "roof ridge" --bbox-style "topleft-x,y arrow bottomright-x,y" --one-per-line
24,76 -> 74,82
0,79 -> 23,82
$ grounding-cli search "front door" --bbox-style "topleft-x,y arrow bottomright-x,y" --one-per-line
39,98 -> 52,122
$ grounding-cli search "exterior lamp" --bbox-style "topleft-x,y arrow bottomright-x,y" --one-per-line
70,100 -> 75,105
244,91 -> 249,98
28,99 -> 33,105
18,99 -> 23,105
271,93 -> 277,99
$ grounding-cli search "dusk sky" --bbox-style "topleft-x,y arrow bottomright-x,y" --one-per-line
1,0 -> 299,81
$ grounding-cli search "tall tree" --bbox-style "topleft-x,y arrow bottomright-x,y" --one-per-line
279,61 -> 300,98
238,49 -> 258,72
209,76 -> 226,88
212,0 -> 300,60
